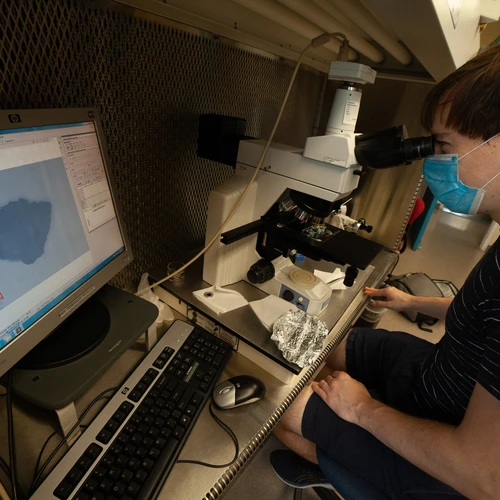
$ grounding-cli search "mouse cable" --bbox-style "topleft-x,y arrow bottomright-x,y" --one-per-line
30,387 -> 118,496
6,372 -> 18,500
176,401 -> 239,468
0,456 -> 24,500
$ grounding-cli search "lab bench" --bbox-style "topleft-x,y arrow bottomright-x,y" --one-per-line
0,249 -> 396,499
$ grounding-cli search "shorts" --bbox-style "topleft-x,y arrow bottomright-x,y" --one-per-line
301,327 -> 466,499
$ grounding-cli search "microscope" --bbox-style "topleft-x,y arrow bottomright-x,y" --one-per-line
201,60 -> 433,316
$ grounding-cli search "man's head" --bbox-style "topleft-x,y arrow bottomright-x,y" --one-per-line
421,44 -> 500,220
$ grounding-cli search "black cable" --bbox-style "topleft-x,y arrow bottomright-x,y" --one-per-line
0,455 -> 25,500
32,430 -> 58,487
176,401 -> 239,468
7,371 -> 19,500
30,387 -> 118,495
31,414 -> 104,486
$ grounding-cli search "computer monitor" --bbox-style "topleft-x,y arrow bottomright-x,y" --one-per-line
0,108 -> 132,379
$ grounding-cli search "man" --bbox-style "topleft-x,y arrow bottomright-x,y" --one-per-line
271,44 -> 500,500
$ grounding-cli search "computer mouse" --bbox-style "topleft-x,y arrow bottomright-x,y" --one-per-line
212,375 -> 266,410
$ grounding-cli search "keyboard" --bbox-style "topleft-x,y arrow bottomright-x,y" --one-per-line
32,320 -> 232,500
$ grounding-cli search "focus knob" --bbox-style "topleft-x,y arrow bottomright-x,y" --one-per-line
247,259 -> 275,284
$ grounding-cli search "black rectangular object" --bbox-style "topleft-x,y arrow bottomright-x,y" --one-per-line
197,114 -> 246,166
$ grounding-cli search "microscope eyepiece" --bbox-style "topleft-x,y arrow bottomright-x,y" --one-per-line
402,136 -> 435,162
354,125 -> 434,169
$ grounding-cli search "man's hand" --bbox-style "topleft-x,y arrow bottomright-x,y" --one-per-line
364,286 -> 415,311
311,371 -> 374,425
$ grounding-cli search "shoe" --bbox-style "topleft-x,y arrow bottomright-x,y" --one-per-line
269,449 -> 335,490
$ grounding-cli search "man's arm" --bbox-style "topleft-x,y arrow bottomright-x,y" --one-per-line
364,286 -> 452,320
312,373 -> 500,500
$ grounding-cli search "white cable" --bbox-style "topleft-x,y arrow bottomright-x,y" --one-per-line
148,34 -> 336,291
0,480 -> 11,500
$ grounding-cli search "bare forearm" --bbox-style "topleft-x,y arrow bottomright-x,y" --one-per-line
407,296 -> 452,320
357,400 -> 491,499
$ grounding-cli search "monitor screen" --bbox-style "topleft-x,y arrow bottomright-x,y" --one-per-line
0,109 -> 132,377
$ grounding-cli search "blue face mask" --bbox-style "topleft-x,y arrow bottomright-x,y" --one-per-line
423,132 -> 500,215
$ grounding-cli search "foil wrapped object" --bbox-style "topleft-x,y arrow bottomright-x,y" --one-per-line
271,310 -> 329,367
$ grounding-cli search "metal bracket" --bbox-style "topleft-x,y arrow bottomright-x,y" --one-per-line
55,403 -> 81,447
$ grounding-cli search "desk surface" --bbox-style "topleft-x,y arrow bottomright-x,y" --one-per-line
0,250 -> 397,500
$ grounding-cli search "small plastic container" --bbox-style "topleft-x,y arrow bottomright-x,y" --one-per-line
355,299 -> 387,329
167,261 -> 185,281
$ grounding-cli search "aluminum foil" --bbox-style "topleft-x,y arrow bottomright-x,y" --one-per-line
271,310 -> 329,367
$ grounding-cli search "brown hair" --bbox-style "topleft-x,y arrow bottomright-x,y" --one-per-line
421,44 -> 500,139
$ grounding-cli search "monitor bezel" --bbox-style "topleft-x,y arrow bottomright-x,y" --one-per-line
0,107 -> 133,377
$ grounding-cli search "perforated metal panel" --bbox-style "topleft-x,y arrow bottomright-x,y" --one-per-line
0,0 -> 325,289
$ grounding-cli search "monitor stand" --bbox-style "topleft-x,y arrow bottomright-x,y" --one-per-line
12,285 -> 158,442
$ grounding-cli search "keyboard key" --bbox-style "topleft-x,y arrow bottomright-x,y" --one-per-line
128,456 -> 141,469
147,447 -> 161,459
84,443 -> 103,461
120,469 -> 134,483
154,437 -> 167,449
141,458 -> 154,471
112,410 -> 126,424
130,433 -> 143,446
148,427 -> 160,438
111,482 -> 126,497
142,436 -> 154,448
96,429 -> 113,445
160,424 -> 172,438
98,477 -> 113,492
123,423 -> 137,434
101,454 -> 115,468
108,465 -> 121,480
152,358 -> 166,369
135,446 -> 148,458
93,465 -> 106,479
213,353 -> 224,366
134,469 -> 148,484
126,482 -> 141,496
66,466 -> 84,485
83,477 -> 99,493
118,401 -> 134,415
149,389 -> 160,399
150,406 -> 161,417
109,443 -> 123,456
89,493 -> 105,500
53,480 -> 74,499
173,426 -> 185,440
191,394 -> 202,407
125,443 -> 136,456
177,389 -> 193,411
105,420 -> 120,434
128,390 -> 142,402
180,415 -> 191,428
116,454 -> 129,468
76,454 -> 94,472
185,404 -> 196,417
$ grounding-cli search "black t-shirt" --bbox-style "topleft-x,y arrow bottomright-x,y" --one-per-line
413,237 -> 500,425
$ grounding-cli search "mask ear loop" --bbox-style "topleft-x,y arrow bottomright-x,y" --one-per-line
458,131 -> 500,161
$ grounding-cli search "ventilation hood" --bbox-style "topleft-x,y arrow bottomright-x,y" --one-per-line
115,0 -> 499,82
